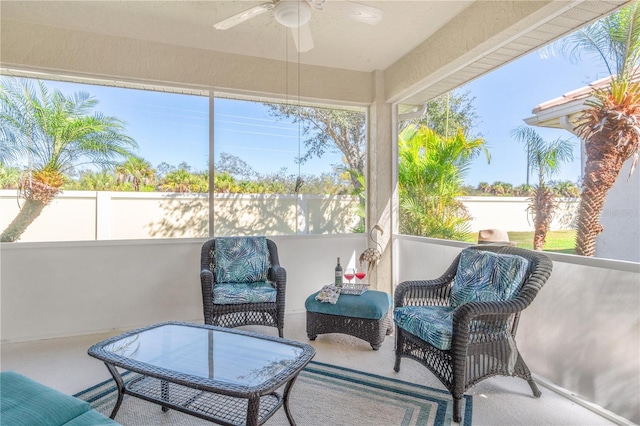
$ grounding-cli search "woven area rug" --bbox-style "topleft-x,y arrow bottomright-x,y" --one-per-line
75,361 -> 472,426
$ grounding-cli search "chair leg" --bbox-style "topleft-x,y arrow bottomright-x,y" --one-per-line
453,396 -> 462,423
517,353 -> 542,398
528,377 -> 542,397
393,356 -> 401,372
393,328 -> 403,372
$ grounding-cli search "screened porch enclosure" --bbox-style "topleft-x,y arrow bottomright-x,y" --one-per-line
1,1 -> 638,424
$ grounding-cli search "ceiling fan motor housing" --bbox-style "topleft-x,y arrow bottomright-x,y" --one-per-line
274,1 -> 312,28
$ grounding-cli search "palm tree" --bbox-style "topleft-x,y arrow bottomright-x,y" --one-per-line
0,78 -> 137,242
0,127 -> 27,165
546,4 -> 640,256
116,156 -> 155,191
553,180 -> 581,198
511,126 -> 574,250
160,168 -> 203,193
65,170 -> 119,191
398,125 -> 488,240
477,181 -> 491,194
513,184 -> 534,197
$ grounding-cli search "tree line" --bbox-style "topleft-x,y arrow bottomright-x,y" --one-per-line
0,157 -> 353,195
467,180 -> 580,197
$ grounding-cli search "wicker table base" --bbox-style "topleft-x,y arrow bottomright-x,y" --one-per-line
306,309 -> 393,350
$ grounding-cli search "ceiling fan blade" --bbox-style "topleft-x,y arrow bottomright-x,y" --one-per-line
213,3 -> 274,30
346,1 -> 383,26
291,24 -> 314,53
307,0 -> 326,11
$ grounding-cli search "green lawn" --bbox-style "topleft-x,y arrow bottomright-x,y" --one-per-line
463,230 -> 576,254
507,230 -> 576,254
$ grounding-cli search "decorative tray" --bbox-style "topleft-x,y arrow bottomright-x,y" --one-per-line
339,283 -> 369,295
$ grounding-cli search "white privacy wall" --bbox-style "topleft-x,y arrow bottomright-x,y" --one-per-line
461,196 -> 578,232
596,159 -> 640,263
0,191 -> 579,241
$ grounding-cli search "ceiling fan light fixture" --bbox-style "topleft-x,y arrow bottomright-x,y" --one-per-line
274,1 -> 311,28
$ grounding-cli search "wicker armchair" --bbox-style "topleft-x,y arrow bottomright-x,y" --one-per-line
393,245 -> 553,423
200,238 -> 286,337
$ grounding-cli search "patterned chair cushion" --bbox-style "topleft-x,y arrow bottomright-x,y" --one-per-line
394,305 -> 513,351
394,306 -> 455,351
450,248 -> 530,308
213,282 -> 277,304
214,237 -> 270,284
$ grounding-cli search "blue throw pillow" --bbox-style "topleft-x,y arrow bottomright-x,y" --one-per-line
214,237 -> 270,284
450,248 -> 529,307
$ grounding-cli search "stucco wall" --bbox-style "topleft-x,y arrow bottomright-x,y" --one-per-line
461,196 -> 578,232
0,190 -> 579,242
596,158 -> 640,263
0,191 -> 361,240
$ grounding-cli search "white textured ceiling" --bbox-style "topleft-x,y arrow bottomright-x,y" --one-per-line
1,1 -> 472,73
1,1 -> 630,106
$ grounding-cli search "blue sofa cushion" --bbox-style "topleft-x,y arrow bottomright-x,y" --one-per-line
394,306 -> 455,350
1,371 -> 93,426
64,410 -> 119,425
305,290 -> 392,320
213,281 -> 277,304
394,305 -> 512,351
450,248 -> 529,308
214,237 -> 270,283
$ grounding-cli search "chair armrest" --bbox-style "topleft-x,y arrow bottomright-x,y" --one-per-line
200,268 -> 214,323
270,264 -> 287,291
394,257 -> 459,309
451,299 -> 528,352
453,299 -> 527,322
200,268 -> 214,290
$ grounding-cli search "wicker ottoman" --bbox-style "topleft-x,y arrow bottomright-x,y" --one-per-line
305,289 -> 393,350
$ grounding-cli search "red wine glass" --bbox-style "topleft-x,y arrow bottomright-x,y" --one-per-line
355,268 -> 366,284
344,268 -> 355,285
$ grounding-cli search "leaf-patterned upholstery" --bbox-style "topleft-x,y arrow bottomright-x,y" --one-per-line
395,248 -> 529,350
449,249 -> 529,307
394,306 -> 455,350
213,282 -> 276,304
393,245 -> 553,423
214,237 -> 270,284
200,237 -> 286,337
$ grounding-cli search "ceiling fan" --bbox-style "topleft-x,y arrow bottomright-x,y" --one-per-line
213,0 -> 383,53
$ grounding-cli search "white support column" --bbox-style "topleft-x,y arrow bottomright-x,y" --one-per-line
367,70 -> 395,294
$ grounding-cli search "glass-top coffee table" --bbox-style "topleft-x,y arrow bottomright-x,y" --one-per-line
88,321 -> 315,426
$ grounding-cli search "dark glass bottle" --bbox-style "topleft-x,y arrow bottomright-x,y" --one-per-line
334,257 -> 343,287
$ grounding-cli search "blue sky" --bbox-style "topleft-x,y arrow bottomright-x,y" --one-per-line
39,47 -> 609,187
42,81 -> 342,178
464,50 -> 608,186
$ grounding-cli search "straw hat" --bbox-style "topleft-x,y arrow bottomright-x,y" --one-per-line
477,229 -> 514,245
